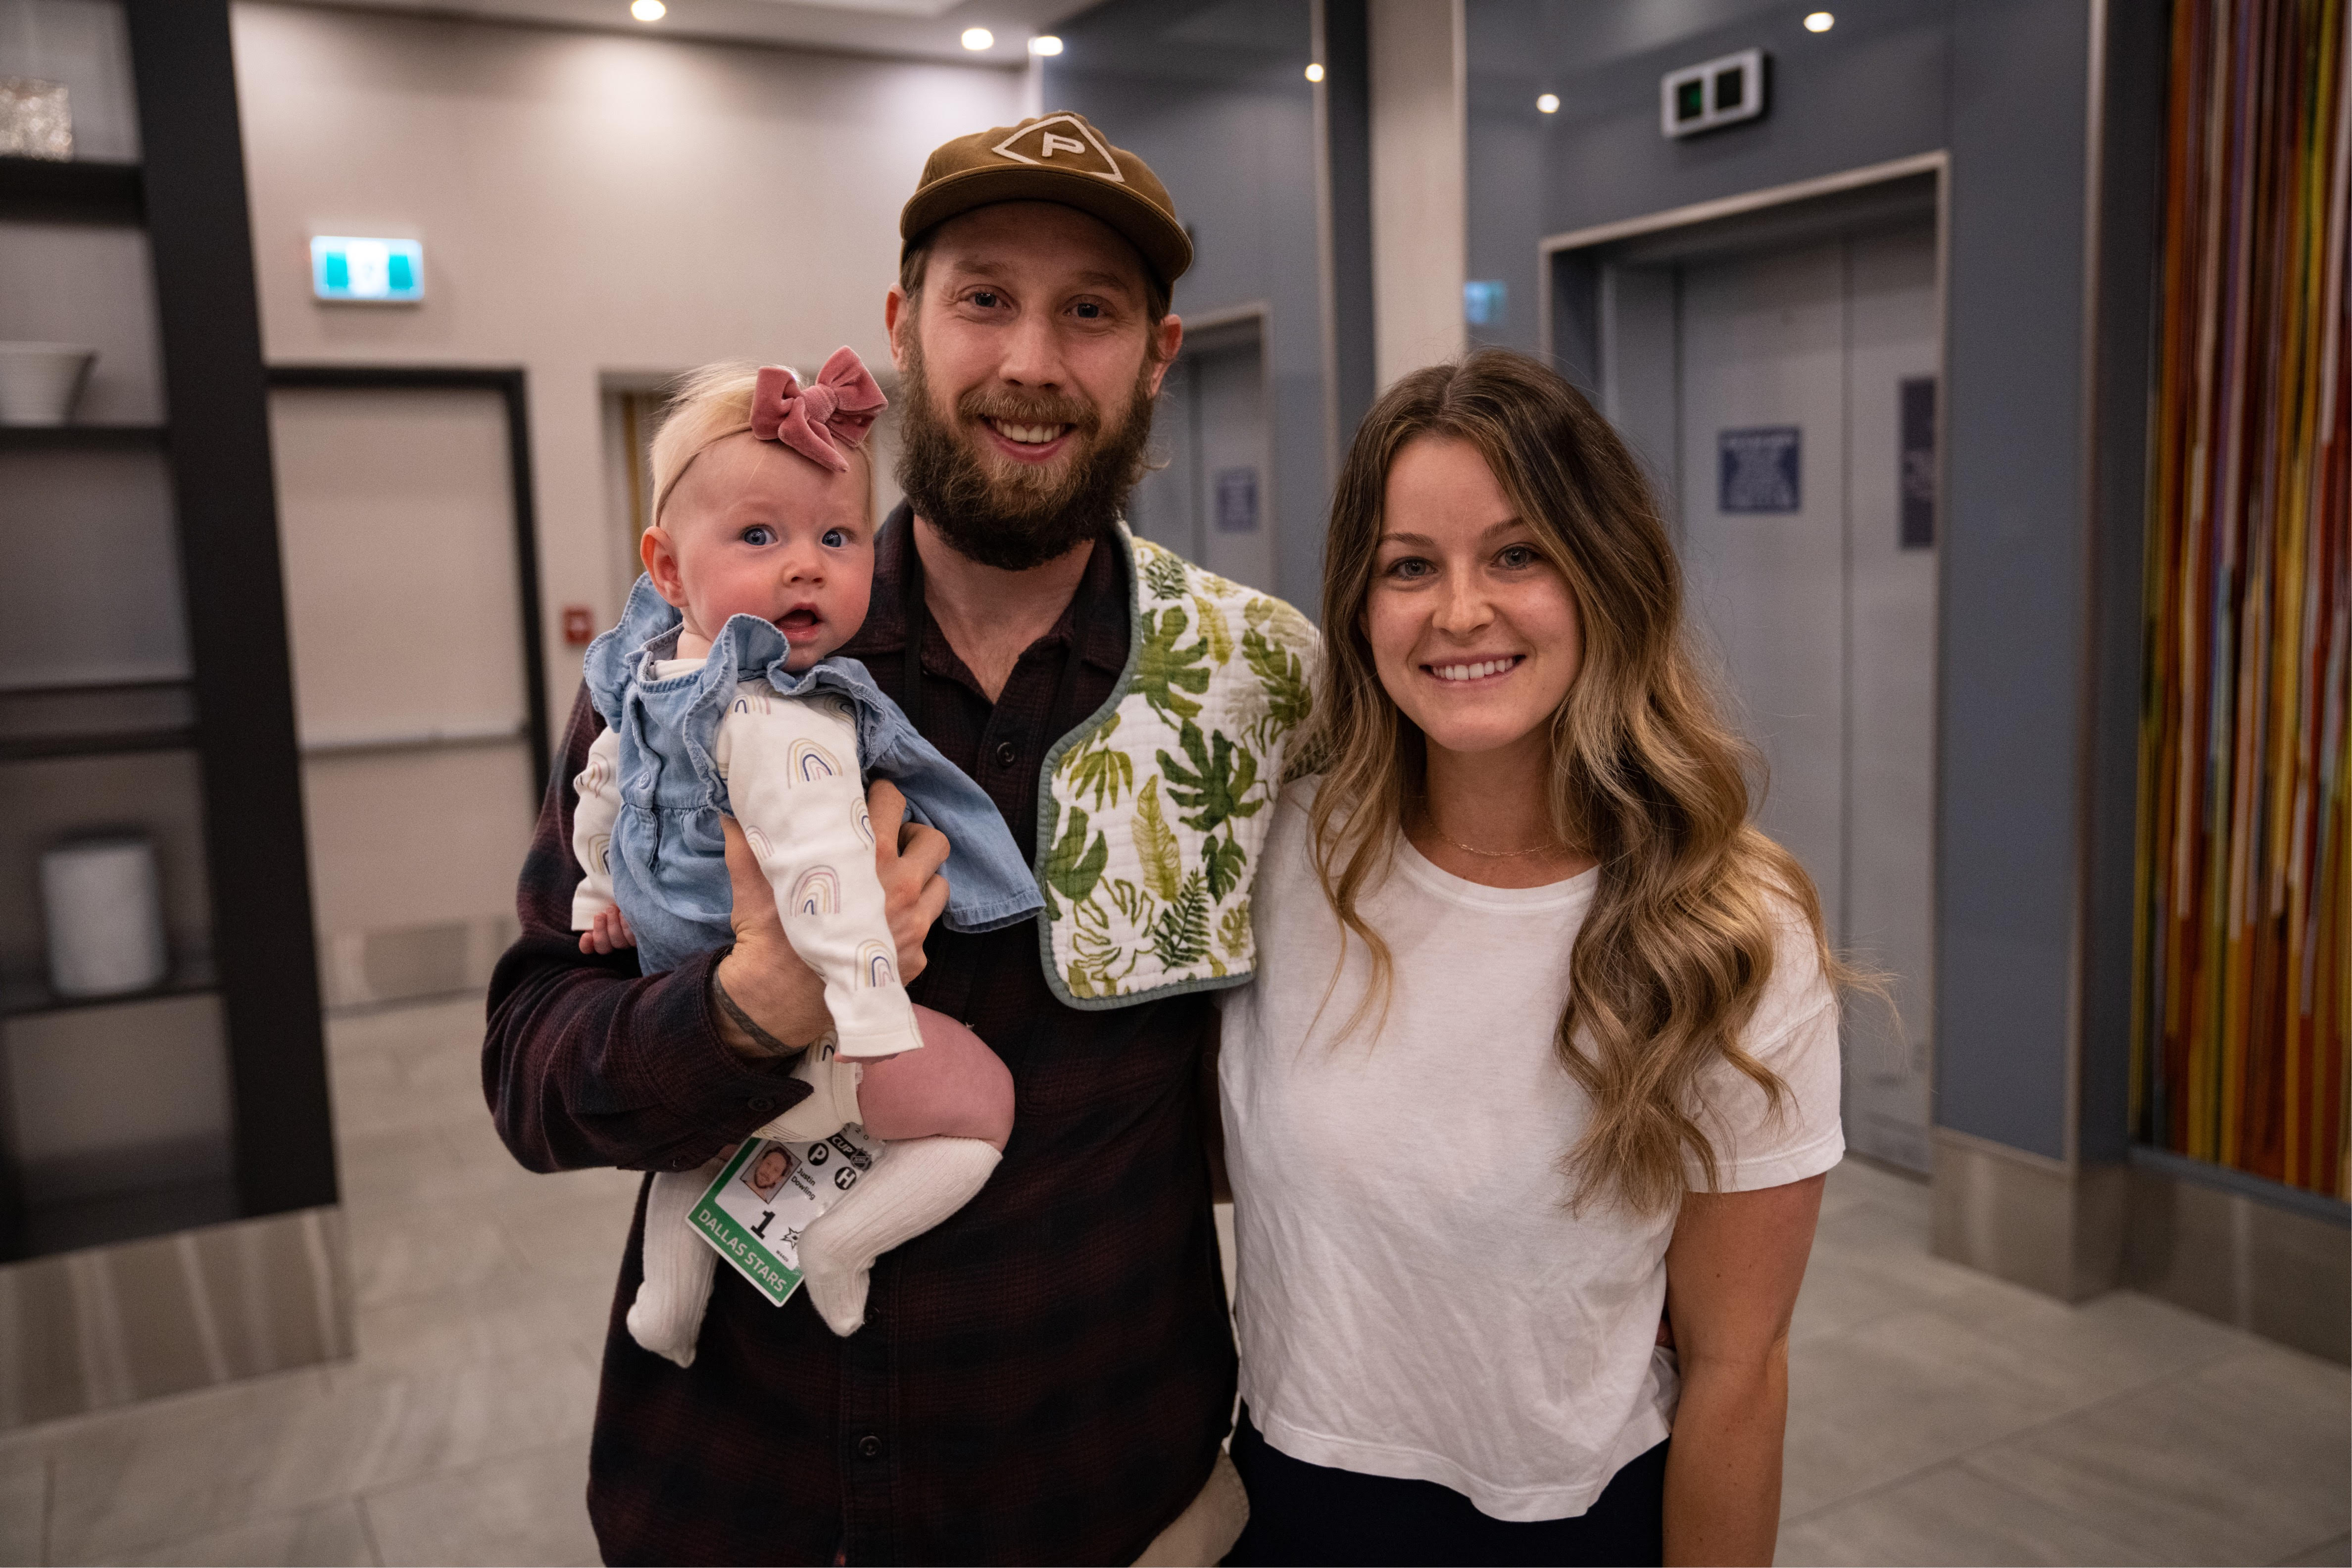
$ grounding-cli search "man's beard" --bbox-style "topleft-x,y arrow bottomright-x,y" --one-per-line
894,329 -> 1158,572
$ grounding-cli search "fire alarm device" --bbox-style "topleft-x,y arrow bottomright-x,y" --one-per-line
562,605 -> 598,645
1662,49 -> 1766,138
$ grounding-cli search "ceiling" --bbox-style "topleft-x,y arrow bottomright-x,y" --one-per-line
285,0 -> 1101,65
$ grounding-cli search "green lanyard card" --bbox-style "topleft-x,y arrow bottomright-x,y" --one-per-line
690,1128 -> 885,1306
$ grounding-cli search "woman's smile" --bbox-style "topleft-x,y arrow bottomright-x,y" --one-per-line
1422,653 -> 1526,685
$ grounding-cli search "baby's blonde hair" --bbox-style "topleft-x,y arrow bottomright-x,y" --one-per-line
648,363 -> 762,527
648,361 -> 870,527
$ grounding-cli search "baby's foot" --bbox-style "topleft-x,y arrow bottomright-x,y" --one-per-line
627,1160 -> 721,1366
793,1209 -> 877,1335
789,1137 -> 1004,1337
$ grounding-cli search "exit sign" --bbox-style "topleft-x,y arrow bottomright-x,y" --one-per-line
310,236 -> 424,303
1662,49 -> 1766,138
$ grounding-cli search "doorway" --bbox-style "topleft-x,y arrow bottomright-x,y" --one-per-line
1551,166 -> 1942,1171
265,368 -> 546,1011
1130,307 -> 1278,595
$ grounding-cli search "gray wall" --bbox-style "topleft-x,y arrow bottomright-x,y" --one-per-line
1465,0 -> 2130,1165
1937,0 -> 2095,1163
1466,0 -> 1953,354
1043,0 -> 1327,615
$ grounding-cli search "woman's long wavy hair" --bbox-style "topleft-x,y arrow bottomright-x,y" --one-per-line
1309,348 -> 1854,1216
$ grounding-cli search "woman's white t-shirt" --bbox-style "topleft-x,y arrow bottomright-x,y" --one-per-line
1218,779 -> 1844,1523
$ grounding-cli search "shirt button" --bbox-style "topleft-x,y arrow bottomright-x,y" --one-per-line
857,1433 -> 884,1461
993,739 -> 1018,769
747,1096 -> 775,1114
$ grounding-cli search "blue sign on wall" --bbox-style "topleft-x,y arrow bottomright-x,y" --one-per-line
1215,467 -> 1260,534
1718,426 -> 1801,513
310,236 -> 424,303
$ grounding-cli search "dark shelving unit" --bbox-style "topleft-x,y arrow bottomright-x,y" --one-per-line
0,423 -> 166,449
0,0 -> 333,1266
0,726 -> 198,763
0,953 -> 217,1021
0,154 -> 142,223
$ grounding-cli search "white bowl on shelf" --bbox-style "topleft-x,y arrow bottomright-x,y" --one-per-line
0,342 -> 98,426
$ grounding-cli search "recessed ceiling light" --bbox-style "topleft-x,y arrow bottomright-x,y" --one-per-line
1304,62 -> 1324,82
961,27 -> 994,50
1804,11 -> 1834,30
631,0 -> 663,18
1536,93 -> 1560,113
1028,35 -> 1062,56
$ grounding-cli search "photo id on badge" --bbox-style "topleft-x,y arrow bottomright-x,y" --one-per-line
690,1127 -> 884,1306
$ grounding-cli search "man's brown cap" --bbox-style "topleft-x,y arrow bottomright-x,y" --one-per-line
900,112 -> 1192,291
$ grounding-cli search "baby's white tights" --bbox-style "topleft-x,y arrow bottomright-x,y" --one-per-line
624,1047 -> 1000,1364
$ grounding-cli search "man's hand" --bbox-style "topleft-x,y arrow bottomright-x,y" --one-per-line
712,816 -> 829,1058
707,779 -> 952,1060
867,780 -> 950,983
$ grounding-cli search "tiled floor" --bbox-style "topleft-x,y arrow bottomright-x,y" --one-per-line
0,994 -> 2345,1566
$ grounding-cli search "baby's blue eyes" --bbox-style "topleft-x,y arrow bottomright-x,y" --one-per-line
737,525 -> 850,549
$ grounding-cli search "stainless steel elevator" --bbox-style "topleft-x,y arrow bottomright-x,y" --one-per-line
1564,176 -> 1943,1171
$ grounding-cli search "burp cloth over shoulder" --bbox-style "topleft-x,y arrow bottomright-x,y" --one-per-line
1035,526 -> 1320,1008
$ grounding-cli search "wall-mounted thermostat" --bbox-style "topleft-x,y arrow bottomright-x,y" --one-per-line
1662,49 -> 1766,138
310,236 -> 424,303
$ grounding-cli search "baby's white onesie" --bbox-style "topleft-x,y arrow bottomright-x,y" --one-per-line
572,663 -> 922,1060
572,663 -> 998,1356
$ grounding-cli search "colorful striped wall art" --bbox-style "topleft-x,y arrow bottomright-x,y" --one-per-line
2134,0 -> 2349,1199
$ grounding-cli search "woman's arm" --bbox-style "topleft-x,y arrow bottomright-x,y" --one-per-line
1660,1172 -> 1824,1566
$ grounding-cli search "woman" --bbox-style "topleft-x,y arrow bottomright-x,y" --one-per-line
1219,349 -> 1851,1567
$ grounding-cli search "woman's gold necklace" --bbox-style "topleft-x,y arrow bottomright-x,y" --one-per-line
1420,807 -> 1574,860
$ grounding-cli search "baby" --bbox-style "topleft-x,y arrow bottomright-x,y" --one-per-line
571,351 -> 1040,1363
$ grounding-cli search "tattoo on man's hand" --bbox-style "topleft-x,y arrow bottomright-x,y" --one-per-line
712,964 -> 805,1059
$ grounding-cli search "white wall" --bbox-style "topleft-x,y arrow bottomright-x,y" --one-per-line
231,3 -> 1023,732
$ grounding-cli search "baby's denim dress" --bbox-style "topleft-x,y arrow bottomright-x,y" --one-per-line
583,574 -> 1044,976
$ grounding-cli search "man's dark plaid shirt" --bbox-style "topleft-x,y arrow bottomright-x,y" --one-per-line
483,514 -> 1236,1565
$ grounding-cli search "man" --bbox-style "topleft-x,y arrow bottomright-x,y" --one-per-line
483,113 -> 1318,1565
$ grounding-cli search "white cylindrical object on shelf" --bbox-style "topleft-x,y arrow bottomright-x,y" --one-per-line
0,342 -> 98,425
40,836 -> 169,998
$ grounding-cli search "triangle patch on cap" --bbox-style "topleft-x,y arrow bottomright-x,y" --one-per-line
990,114 -> 1127,183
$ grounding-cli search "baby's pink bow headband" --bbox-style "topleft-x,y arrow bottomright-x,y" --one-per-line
750,348 -> 887,473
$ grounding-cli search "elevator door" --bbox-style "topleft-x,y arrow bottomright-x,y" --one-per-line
1675,223 -> 1938,1171
1129,316 -> 1277,595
